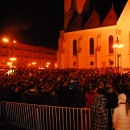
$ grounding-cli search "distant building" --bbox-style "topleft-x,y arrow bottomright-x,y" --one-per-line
0,40 -> 57,69
57,0 -> 130,69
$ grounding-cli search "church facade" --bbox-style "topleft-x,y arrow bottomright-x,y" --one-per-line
57,0 -> 130,69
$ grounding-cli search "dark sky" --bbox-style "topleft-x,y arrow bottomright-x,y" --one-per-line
0,0 -> 127,50
0,0 -> 64,49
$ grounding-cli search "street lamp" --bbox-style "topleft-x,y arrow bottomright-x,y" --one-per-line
46,62 -> 50,68
113,37 -> 123,73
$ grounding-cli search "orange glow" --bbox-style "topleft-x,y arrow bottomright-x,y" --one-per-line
9,58 -> 16,61
2,38 -> 9,42
113,44 -> 123,48
7,62 -> 12,66
46,62 -> 50,65
32,62 -> 36,65
13,40 -> 16,43
55,63 -> 57,68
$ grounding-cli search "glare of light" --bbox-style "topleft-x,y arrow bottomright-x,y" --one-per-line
46,65 -> 49,68
55,63 -> 57,67
32,62 -> 36,65
118,44 -> 123,48
2,38 -> 9,42
113,44 -> 118,48
13,40 -> 16,43
9,58 -> 16,61
7,62 -> 12,66
113,44 -> 123,48
46,62 -> 50,65
38,67 -> 45,69
113,37 -> 123,48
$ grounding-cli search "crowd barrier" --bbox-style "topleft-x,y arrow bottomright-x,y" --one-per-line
0,101 -> 113,130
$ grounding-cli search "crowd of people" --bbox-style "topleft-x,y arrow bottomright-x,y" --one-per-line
0,67 -> 130,129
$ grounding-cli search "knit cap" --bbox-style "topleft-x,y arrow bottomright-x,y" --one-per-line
118,93 -> 127,103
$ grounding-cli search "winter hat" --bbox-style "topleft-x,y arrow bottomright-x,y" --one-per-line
118,93 -> 127,104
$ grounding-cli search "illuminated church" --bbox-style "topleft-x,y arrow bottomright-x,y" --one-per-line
57,0 -> 130,69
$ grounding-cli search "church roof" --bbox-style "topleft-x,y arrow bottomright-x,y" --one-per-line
66,13 -> 83,32
83,9 -> 100,29
64,1 -> 127,32
101,5 -> 117,27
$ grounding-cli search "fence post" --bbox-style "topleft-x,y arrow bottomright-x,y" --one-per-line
36,106 -> 41,130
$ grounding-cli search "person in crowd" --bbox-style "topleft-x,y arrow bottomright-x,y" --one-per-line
90,92 -> 109,130
23,84 -> 41,104
105,85 -> 118,130
75,85 -> 85,108
105,85 -> 118,109
68,77 -> 78,107
84,83 -> 98,108
0,67 -> 130,108
46,89 -> 59,106
112,93 -> 130,130
57,81 -> 69,107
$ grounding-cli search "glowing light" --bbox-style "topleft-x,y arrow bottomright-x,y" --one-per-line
7,62 -> 12,67
38,67 -> 45,69
2,38 -> 9,42
55,63 -> 57,67
46,62 -> 50,65
7,62 -> 11,65
32,62 -> 36,65
13,40 -> 16,43
46,65 -> 49,68
113,37 -> 123,48
9,57 -> 16,61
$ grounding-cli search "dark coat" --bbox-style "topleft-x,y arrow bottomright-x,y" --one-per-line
46,95 -> 59,106
105,92 -> 118,109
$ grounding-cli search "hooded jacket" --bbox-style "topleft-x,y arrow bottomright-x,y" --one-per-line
112,93 -> 130,130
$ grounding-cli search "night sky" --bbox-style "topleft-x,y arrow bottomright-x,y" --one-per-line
0,0 -> 64,49
0,0 -> 127,50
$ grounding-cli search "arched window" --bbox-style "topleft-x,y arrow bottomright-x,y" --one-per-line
89,38 -> 94,55
109,35 -> 114,54
73,40 -> 77,56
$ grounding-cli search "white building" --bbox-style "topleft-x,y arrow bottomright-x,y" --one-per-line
57,0 -> 130,69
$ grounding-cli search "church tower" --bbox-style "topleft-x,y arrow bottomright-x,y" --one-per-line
64,0 -> 90,30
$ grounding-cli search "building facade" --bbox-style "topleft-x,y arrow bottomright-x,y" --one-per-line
57,0 -> 130,69
0,39 -> 57,69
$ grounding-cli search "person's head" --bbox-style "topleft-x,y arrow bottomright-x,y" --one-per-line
97,82 -> 105,94
91,84 -> 98,92
118,93 -> 130,116
63,81 -> 68,87
118,93 -> 127,104
99,82 -> 104,89
105,85 -> 113,93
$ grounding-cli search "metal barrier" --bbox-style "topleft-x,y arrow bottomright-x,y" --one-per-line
0,101 -> 113,130
0,101 -> 6,118
37,105 -> 91,130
